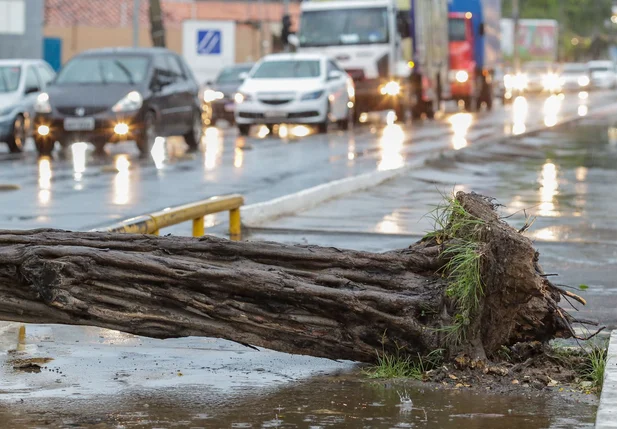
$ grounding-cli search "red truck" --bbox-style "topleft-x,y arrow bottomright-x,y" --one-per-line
448,0 -> 501,111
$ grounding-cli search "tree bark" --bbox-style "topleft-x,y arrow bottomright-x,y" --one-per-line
0,193 -> 589,363
149,0 -> 166,48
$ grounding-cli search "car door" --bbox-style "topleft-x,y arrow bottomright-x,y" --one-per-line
149,54 -> 178,136
326,60 -> 347,120
166,54 -> 195,133
22,65 -> 43,129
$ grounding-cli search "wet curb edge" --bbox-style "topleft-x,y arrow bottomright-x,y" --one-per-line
596,330 -> 617,428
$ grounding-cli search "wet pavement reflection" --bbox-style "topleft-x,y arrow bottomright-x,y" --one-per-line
0,373 -> 595,428
1,91 -> 614,232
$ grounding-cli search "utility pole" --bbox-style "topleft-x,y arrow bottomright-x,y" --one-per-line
512,0 -> 520,72
133,0 -> 140,47
283,0 -> 290,52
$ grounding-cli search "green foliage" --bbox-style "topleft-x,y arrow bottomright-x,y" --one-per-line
364,346 -> 444,380
582,342 -> 608,390
425,194 -> 485,346
502,0 -> 612,38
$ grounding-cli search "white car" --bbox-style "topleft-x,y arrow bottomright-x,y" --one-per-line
587,60 -> 617,90
234,53 -> 355,136
559,63 -> 590,91
0,59 -> 56,152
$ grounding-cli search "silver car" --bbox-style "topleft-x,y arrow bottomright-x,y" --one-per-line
0,59 -> 56,153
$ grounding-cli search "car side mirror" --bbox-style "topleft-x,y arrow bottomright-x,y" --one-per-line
396,11 -> 410,39
151,72 -> 173,91
328,70 -> 343,81
238,72 -> 249,80
288,34 -> 299,47
24,85 -> 40,95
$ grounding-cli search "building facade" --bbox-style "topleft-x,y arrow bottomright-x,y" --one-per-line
0,0 -> 44,59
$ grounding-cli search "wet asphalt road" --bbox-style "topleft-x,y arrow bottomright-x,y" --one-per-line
0,91 -> 610,233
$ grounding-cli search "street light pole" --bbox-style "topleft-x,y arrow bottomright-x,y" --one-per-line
283,0 -> 290,52
133,0 -> 140,47
512,0 -> 520,72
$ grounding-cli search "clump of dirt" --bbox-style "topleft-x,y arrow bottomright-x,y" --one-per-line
9,357 -> 54,373
421,342 -> 597,395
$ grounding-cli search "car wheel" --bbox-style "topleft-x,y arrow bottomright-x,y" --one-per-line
317,103 -> 329,134
137,111 -> 157,157
238,124 -> 250,136
184,110 -> 203,151
338,105 -> 353,131
34,136 -> 55,156
7,114 -> 26,153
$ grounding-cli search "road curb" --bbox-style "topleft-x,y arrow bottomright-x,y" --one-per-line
0,321 -> 18,335
596,330 -> 617,428
242,165 -> 415,227
242,105 -> 607,228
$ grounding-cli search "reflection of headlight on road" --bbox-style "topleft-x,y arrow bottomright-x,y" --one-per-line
455,70 -> 469,83
203,89 -> 224,102
578,76 -> 590,87
380,81 -> 400,96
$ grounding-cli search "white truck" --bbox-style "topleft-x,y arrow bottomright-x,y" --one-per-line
291,0 -> 450,120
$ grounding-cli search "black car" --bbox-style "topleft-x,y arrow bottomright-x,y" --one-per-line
202,63 -> 253,125
33,47 -> 202,156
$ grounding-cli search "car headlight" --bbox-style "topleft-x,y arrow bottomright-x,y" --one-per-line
34,92 -> 52,114
578,76 -> 590,87
513,74 -> 528,90
203,89 -> 224,103
380,81 -> 400,96
111,91 -> 143,113
542,74 -> 560,90
234,92 -> 251,104
503,74 -> 513,89
301,90 -> 325,100
455,70 -> 469,83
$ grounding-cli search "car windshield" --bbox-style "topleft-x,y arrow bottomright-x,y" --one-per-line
523,63 -> 553,74
299,8 -> 388,47
251,60 -> 321,79
0,66 -> 21,93
216,66 -> 253,84
448,18 -> 467,42
562,64 -> 587,74
55,56 -> 150,85
590,65 -> 611,73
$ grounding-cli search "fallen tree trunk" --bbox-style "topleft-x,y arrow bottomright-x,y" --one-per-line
0,193 -> 591,362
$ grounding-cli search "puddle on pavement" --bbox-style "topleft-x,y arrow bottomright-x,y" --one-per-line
0,373 -> 596,428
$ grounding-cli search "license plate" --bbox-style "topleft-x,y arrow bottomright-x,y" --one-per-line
224,103 -> 235,112
64,117 -> 95,131
264,111 -> 288,118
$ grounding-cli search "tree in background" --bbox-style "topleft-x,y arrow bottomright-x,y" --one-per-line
149,0 -> 166,48
502,0 -> 614,61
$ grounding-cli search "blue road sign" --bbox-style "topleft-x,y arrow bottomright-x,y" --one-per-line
197,30 -> 222,55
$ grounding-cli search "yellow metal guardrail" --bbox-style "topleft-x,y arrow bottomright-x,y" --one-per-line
98,194 -> 244,240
